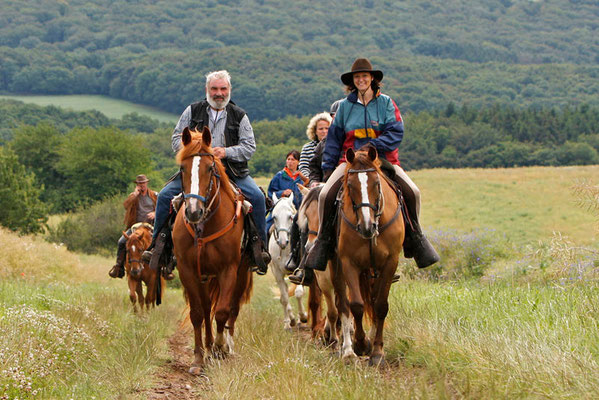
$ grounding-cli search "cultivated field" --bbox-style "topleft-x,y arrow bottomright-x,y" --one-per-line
1,166 -> 598,399
0,94 -> 179,124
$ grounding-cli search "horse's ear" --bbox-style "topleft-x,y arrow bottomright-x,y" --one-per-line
367,145 -> 377,161
297,183 -> 309,196
272,193 -> 278,203
123,231 -> 129,240
202,126 -> 211,147
288,192 -> 294,204
346,147 -> 355,163
182,127 -> 192,146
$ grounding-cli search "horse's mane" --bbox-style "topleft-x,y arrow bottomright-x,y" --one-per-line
176,130 -> 235,201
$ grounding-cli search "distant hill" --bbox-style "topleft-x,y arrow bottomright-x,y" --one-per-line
1,0 -> 598,119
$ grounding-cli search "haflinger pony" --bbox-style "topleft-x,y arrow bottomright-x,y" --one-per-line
172,126 -> 253,375
332,145 -> 404,367
297,184 -> 339,345
268,193 -> 308,330
123,223 -> 165,313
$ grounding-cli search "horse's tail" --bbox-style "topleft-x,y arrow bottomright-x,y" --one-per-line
360,271 -> 374,324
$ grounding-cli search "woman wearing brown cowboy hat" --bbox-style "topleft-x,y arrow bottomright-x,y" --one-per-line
290,58 -> 439,285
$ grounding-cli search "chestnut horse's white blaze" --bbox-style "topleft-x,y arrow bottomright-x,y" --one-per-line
189,155 -> 202,212
358,172 -> 372,228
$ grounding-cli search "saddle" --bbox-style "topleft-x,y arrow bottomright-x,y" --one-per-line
149,182 -> 268,281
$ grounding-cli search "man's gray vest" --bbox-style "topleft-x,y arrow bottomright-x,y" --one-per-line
189,100 -> 249,178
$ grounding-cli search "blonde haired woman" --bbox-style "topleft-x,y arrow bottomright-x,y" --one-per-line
298,112 -> 332,177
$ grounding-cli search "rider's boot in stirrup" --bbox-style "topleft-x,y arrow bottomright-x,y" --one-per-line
141,237 -> 156,264
109,247 -> 126,278
403,219 -> 440,269
288,264 -> 315,286
285,218 -> 301,273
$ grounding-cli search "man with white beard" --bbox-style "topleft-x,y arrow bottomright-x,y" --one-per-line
142,70 -> 270,275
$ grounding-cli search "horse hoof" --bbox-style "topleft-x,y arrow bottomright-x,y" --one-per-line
289,318 -> 297,327
341,352 -> 358,364
300,315 -> 308,324
353,339 -> 372,356
189,365 -> 204,375
368,354 -> 386,368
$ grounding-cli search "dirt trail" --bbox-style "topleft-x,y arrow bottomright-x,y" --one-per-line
143,325 -> 208,399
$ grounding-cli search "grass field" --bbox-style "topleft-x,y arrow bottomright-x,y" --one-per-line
0,94 -> 179,124
1,165 -> 598,399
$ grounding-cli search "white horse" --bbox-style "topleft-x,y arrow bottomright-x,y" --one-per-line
268,193 -> 308,330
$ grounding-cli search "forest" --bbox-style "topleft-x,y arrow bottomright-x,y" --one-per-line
1,0 -> 598,120
2,99 -> 598,234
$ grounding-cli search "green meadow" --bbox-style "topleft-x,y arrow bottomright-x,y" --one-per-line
1,166 -> 598,399
0,94 -> 179,124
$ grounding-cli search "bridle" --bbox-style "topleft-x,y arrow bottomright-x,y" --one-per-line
341,167 -> 384,238
272,199 -> 296,246
180,151 -> 221,224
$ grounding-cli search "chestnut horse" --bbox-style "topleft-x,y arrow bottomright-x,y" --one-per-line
332,146 -> 404,366
123,223 -> 165,313
172,126 -> 253,375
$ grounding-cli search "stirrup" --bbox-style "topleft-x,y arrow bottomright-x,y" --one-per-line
288,267 -> 314,286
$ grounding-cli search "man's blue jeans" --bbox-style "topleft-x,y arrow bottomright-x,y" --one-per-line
152,173 -> 267,244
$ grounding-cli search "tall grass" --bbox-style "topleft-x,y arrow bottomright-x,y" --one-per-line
0,228 -> 184,399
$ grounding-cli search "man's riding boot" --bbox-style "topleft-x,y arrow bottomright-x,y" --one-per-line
285,217 -> 301,273
403,221 -> 440,269
109,247 -> 126,278
163,256 -> 176,281
141,237 -> 156,264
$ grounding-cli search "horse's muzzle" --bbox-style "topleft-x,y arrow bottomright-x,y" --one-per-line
186,207 -> 205,224
131,267 -> 142,278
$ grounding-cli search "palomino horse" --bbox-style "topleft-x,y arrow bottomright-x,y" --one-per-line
123,223 -> 165,312
172,126 -> 253,375
268,193 -> 308,330
332,146 -> 404,366
297,184 -> 340,345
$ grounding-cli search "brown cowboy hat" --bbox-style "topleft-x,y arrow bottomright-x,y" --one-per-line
340,58 -> 384,86
134,174 -> 149,184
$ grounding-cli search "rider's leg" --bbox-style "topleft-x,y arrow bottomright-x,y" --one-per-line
109,233 -> 128,278
289,163 -> 345,285
233,175 -> 271,270
393,165 -> 439,268
285,214 -> 301,273
141,176 -> 181,263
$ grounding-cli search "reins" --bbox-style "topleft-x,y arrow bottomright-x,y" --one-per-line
180,150 -> 242,274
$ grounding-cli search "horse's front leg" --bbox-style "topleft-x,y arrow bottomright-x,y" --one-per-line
308,279 -> 324,340
135,280 -> 145,311
200,281 -> 213,355
344,262 -> 371,357
294,282 -> 308,324
272,256 -> 296,330
213,266 -> 236,357
332,257 -> 356,362
127,276 -> 139,313
177,255 -> 206,375
368,258 -> 396,368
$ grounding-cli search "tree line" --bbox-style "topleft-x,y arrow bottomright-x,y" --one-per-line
1,0 -> 598,121
1,100 -> 598,234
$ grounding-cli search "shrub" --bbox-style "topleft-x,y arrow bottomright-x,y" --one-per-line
47,195 -> 123,255
401,228 -> 513,281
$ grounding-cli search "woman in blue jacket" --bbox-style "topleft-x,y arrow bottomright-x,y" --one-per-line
290,58 -> 440,285
266,150 -> 308,233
